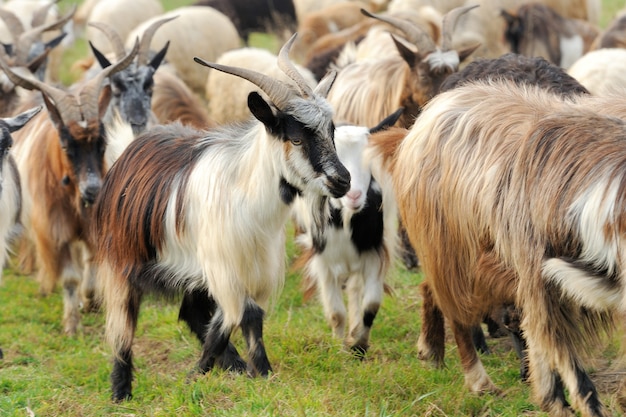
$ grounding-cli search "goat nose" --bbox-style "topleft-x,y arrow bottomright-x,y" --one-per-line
80,174 -> 102,205
347,190 -> 362,201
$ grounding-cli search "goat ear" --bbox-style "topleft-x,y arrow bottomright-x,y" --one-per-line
457,42 -> 481,62
98,85 -> 113,120
45,32 -> 67,51
500,9 -> 516,26
149,41 -> 169,71
370,107 -> 404,134
248,91 -> 277,129
89,40 -> 112,69
391,34 -> 418,67
4,105 -> 42,132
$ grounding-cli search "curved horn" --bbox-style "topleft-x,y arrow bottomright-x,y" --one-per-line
15,4 -> 76,64
80,38 -> 140,123
0,9 -> 25,43
360,8 -> 436,53
31,0 -> 60,28
313,69 -> 336,98
0,53 -> 80,122
441,5 -> 479,51
277,33 -> 313,98
194,56 -> 296,111
137,16 -> 178,65
88,22 -> 126,61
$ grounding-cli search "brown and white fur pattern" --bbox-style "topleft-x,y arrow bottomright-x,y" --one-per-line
92,36 -> 351,402
368,80 -> 626,416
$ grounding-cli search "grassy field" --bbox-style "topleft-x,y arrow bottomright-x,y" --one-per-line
1,0 -> 626,416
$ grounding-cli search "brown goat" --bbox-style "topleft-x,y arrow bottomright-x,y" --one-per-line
368,80 -> 626,416
0,40 -> 139,335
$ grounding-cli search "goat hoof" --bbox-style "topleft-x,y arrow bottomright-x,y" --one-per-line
350,344 -> 368,360
112,390 -> 132,402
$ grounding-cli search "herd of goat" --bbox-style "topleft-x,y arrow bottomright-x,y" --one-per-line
0,0 -> 625,415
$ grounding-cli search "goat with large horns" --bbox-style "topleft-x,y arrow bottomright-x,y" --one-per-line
91,33 -> 350,401
88,16 -> 174,135
0,39 -> 140,335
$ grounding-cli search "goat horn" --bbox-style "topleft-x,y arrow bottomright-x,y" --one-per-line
360,8 -> 436,53
441,5 -> 479,51
31,0 -> 60,28
194,56 -> 296,111
88,22 -> 127,61
0,9 -> 25,43
15,4 -> 76,64
80,38 -> 140,123
277,33 -> 313,98
137,16 -> 178,65
313,69 -> 336,98
0,53 -> 81,122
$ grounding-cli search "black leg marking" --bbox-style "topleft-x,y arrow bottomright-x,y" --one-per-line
240,302 -> 272,377
197,309 -> 232,374
472,325 -> 490,355
179,290 -> 246,373
575,365 -> 604,416
111,348 -> 133,402
543,372 -> 570,411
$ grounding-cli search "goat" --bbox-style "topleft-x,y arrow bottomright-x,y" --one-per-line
367,79 -> 626,416
292,108 -> 403,356
87,17 -> 172,135
193,0 -> 298,44
91,34 -> 350,402
0,40 -> 139,335
567,48 -> 626,97
501,3 -> 599,69
0,105 -> 41,277
0,104 -> 41,361
591,10 -> 626,50
327,5 -> 479,130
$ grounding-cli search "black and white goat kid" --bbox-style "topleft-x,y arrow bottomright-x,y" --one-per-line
293,109 -> 403,356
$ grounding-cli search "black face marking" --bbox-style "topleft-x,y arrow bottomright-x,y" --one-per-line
280,114 -> 335,175
350,180 -> 384,253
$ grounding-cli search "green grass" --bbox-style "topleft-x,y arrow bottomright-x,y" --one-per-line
2,0 -> 626,416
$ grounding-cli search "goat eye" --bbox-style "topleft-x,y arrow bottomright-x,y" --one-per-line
290,138 -> 302,146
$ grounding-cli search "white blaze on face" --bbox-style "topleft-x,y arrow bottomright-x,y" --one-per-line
334,125 -> 371,213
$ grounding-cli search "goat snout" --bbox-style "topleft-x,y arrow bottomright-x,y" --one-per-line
343,190 -> 364,211
327,166 -> 350,198
79,174 -> 102,205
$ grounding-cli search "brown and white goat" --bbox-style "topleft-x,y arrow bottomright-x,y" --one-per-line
368,79 -> 626,416
0,40 -> 139,335
91,34 -> 350,402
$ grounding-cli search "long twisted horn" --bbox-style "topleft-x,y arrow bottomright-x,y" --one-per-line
88,22 -> 126,61
30,0 -> 60,28
0,52 -> 81,122
14,4 -> 76,64
360,8 -> 436,53
277,33 -> 313,98
441,5 -> 479,51
0,9 -> 25,43
80,39 -> 140,123
137,16 -> 177,65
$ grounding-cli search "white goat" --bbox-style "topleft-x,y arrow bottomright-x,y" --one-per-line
91,34 -> 350,402
292,109 -> 403,356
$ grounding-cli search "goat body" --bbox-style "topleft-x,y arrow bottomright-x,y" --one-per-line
93,35 -> 350,401
369,80 -> 626,416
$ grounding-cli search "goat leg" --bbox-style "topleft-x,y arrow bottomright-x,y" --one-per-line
240,300 -> 272,377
